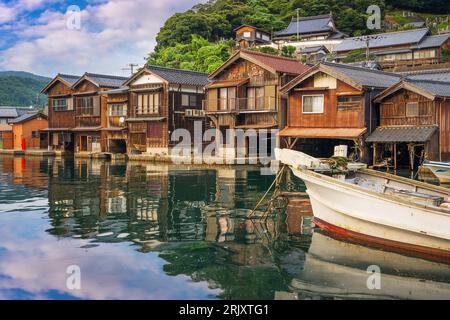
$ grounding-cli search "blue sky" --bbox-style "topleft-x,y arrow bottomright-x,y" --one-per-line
0,0 -> 204,77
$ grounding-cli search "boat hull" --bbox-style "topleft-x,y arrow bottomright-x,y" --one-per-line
424,163 -> 450,184
291,167 -> 450,258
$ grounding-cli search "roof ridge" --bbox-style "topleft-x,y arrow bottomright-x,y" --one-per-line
401,68 -> 450,75
241,49 -> 302,63
406,78 -> 450,85
84,72 -> 128,80
147,64 -> 208,75
292,14 -> 332,21
342,27 -> 429,41
58,73 -> 80,78
323,62 -> 401,77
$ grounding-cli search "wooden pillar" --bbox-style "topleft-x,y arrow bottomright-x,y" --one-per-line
373,143 -> 377,167
393,143 -> 397,171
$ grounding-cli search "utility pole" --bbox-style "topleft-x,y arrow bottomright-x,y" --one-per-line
296,8 -> 300,41
122,63 -> 139,76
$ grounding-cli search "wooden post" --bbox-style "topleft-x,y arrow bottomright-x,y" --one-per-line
373,143 -> 377,167
393,143 -> 397,171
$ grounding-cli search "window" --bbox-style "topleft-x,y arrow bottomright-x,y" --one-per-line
182,94 -> 198,107
137,93 -> 160,115
256,32 -> 262,39
32,131 -> 39,138
302,95 -> 324,114
53,98 -> 72,112
337,95 -> 362,111
247,87 -> 264,110
110,104 -> 127,116
76,97 -> 94,115
406,102 -> 419,117
243,32 -> 251,38
262,34 -> 271,42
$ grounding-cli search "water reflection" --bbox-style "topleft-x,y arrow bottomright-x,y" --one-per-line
0,155 -> 449,300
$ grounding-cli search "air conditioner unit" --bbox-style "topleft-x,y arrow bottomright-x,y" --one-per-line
185,109 -> 194,117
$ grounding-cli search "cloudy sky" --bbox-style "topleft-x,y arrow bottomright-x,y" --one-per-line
0,0 -> 204,77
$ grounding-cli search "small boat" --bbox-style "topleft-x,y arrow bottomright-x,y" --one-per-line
423,161 -> 450,184
275,148 -> 450,259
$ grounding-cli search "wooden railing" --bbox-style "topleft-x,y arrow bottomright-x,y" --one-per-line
203,97 -> 277,112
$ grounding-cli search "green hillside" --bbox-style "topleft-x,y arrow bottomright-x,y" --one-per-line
148,0 -> 450,73
0,71 -> 51,108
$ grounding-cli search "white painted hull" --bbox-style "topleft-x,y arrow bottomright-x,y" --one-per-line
291,167 -> 450,254
424,162 -> 450,184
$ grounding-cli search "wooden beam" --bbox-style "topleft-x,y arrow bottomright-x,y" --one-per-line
394,143 -> 397,171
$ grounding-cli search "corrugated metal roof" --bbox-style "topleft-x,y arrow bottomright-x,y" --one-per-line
274,14 -> 335,37
334,28 -> 429,52
413,34 -> 450,49
147,65 -> 209,87
366,126 -> 437,143
84,73 -> 128,88
9,112 -> 46,124
323,62 -> 402,88
279,127 -> 367,139
242,50 -> 310,75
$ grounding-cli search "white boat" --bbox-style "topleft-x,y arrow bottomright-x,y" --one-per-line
275,148 -> 450,259
274,148 -> 367,172
423,161 -> 450,184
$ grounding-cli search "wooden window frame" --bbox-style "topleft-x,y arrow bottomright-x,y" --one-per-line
302,94 -> 324,114
406,101 -> 419,117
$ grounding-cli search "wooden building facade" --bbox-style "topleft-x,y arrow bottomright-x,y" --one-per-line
368,79 -> 450,169
70,73 -> 127,154
41,74 -> 79,152
9,112 -> 48,150
280,62 -> 402,162
204,50 -> 309,160
122,65 -> 208,155
102,87 -> 129,154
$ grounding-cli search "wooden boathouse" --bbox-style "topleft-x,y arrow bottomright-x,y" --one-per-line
279,62 -> 402,162
204,49 -> 309,161
122,65 -> 209,156
368,77 -> 450,169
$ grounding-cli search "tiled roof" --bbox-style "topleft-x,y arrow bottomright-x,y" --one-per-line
413,34 -> 450,49
102,87 -> 129,95
84,73 -> 128,88
403,69 -> 450,82
8,112 -> 47,124
274,14 -> 336,37
407,79 -> 450,97
367,126 -> 437,143
300,46 -> 329,54
322,62 -> 402,88
146,65 -> 209,87
241,50 -> 310,75
59,74 -> 80,86
0,107 -> 32,118
334,28 -> 429,52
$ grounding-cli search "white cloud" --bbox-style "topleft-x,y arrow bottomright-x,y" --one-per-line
0,0 -> 206,77
0,3 -> 17,23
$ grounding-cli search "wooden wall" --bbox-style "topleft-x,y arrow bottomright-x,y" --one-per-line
47,81 -> 75,129
288,77 -> 365,129
379,90 -> 436,127
440,98 -> 450,161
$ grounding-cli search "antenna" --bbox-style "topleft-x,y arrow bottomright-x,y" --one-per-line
355,35 -> 385,63
122,63 -> 139,75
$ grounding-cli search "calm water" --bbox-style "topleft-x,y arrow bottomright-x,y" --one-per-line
0,155 -> 449,300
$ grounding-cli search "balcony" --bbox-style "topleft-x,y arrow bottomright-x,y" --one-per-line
203,97 -> 277,113
75,116 -> 101,128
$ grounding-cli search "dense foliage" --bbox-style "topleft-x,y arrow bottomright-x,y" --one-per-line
0,72 -> 50,107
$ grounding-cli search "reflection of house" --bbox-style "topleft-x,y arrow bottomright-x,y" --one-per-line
41,74 -> 79,153
280,62 -> 401,162
123,65 -> 208,156
71,73 -> 128,154
9,112 -> 48,150
235,25 -> 272,49
334,28 -> 450,70
367,78 -> 450,169
204,50 -> 309,160
272,14 -> 345,52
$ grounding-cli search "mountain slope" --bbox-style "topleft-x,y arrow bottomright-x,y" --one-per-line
0,71 -> 51,107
